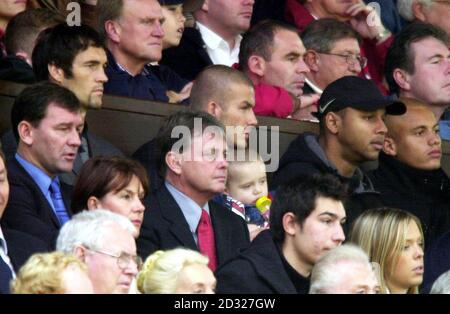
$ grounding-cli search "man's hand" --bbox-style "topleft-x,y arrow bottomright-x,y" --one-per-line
347,1 -> 390,42
291,93 -> 320,121
166,82 -> 193,103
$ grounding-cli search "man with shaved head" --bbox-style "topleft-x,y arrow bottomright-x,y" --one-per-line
368,98 -> 450,246
133,65 -> 257,192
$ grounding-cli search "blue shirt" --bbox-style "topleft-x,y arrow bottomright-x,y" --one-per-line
165,182 -> 210,245
15,153 -> 59,214
104,51 -> 188,103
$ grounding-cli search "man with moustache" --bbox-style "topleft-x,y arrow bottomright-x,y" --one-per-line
1,82 -> 84,249
273,76 -> 406,231
368,98 -> 450,247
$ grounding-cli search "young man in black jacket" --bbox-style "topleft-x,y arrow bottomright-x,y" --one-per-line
368,97 -> 450,247
216,174 -> 347,294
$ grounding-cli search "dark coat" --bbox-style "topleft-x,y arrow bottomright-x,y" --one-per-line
132,138 -> 163,193
0,127 -> 123,186
1,158 -> 73,249
0,55 -> 36,84
368,153 -> 450,247
216,230 -> 299,294
137,184 -> 250,264
423,231 -> 450,293
160,27 -> 213,81
272,132 -> 383,233
2,228 -> 51,270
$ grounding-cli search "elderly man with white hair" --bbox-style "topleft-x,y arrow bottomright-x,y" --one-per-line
309,244 -> 381,294
397,0 -> 450,35
56,209 -> 140,294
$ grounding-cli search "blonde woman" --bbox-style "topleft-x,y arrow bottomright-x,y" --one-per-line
11,252 -> 93,294
137,248 -> 216,294
350,207 -> 424,294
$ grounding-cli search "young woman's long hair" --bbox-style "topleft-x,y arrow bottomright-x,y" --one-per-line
350,207 -> 424,294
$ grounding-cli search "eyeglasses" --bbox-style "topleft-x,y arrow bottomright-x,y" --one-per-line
317,52 -> 368,68
433,0 -> 450,5
86,247 -> 143,270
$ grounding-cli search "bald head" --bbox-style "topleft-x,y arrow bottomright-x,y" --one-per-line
190,65 -> 254,111
384,98 -> 441,170
190,65 -> 257,149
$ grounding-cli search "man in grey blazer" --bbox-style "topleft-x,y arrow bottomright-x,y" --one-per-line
1,23 -> 122,185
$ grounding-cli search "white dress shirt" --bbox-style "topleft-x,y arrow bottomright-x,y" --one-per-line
196,22 -> 242,67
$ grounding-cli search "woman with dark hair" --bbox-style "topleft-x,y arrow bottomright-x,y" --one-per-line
71,156 -> 149,237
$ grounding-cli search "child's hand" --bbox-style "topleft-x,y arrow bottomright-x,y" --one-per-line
247,224 -> 268,241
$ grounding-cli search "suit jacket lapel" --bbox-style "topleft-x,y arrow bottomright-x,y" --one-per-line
209,202 -> 230,265
11,159 -> 61,228
157,186 -> 198,250
189,27 -> 213,66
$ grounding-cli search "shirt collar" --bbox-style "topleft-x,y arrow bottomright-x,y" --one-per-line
15,153 -> 53,197
165,181 -> 210,234
0,227 -> 7,255
108,50 -> 150,77
196,21 -> 242,51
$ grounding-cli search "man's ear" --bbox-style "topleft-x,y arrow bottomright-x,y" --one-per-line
324,112 -> 341,135
205,101 -> 222,119
48,63 -> 65,84
87,196 -> 101,210
283,212 -> 299,236
17,121 -> 34,146
393,68 -> 411,91
383,136 -> 397,156
247,55 -> 266,77
104,20 -> 121,43
304,50 -> 319,72
412,1 -> 427,22
201,0 -> 209,11
73,245 -> 87,262
165,151 -> 182,175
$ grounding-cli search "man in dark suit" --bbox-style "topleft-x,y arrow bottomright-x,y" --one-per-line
137,111 -> 250,270
1,146 -> 49,295
1,23 -> 123,185
1,82 -> 84,250
161,0 -> 255,81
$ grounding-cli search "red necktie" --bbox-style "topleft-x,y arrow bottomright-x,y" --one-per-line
197,209 -> 217,271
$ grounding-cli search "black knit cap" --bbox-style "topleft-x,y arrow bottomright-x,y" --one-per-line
313,76 -> 406,119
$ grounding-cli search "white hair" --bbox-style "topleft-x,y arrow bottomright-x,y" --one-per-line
136,248 -> 209,294
430,270 -> 450,294
56,209 -> 136,253
397,0 -> 433,21
309,244 -> 372,294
